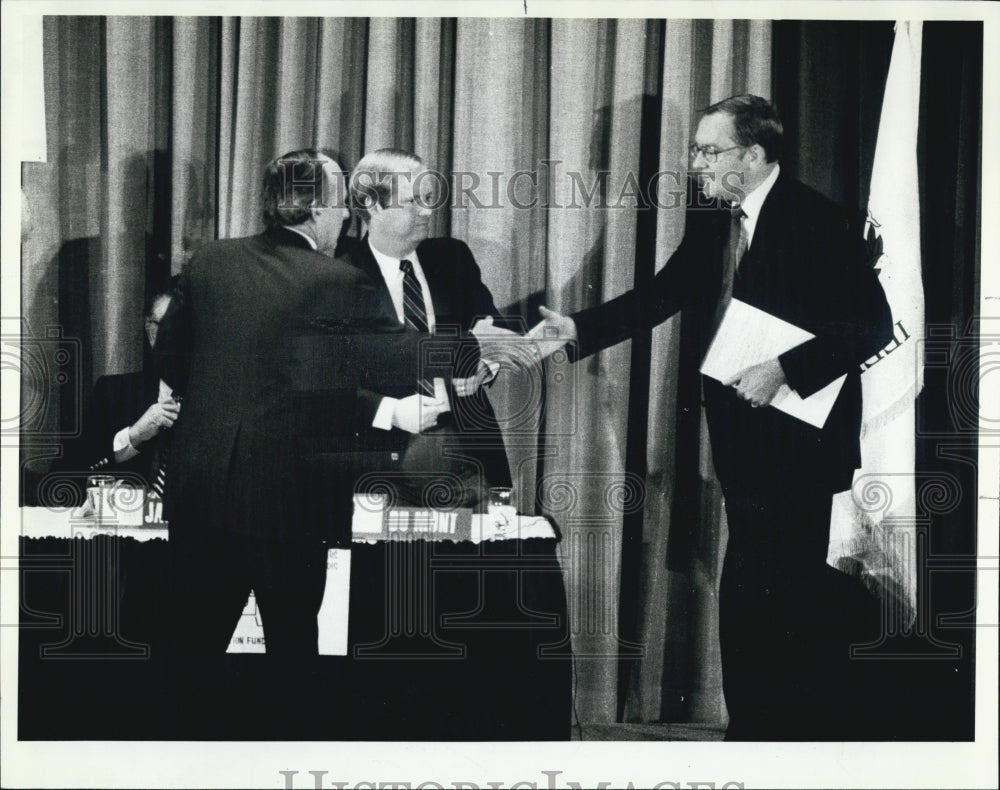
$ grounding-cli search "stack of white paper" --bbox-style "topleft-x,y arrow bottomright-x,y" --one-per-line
700,299 -> 846,429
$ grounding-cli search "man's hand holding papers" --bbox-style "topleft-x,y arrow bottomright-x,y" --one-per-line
723,358 -> 787,408
701,299 -> 847,428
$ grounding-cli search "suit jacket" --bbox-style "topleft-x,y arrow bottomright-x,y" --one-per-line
309,236 -> 512,509
155,228 -> 443,538
54,370 -> 163,504
572,172 -> 893,496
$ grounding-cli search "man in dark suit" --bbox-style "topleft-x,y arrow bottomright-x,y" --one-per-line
56,281 -> 180,504
533,95 -> 894,739
155,148 -> 459,733
341,148 -> 513,509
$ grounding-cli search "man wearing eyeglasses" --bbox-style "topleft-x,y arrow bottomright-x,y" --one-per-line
532,94 -> 893,739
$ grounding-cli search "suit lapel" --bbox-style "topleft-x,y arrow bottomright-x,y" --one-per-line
740,171 -> 790,277
734,173 -> 801,316
350,236 -> 400,322
416,239 -> 459,328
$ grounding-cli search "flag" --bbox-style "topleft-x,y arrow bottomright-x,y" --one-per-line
828,21 -> 924,628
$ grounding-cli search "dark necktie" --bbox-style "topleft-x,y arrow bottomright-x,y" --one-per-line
713,207 -> 748,333
400,259 -> 430,334
400,259 -> 435,397
150,429 -> 171,497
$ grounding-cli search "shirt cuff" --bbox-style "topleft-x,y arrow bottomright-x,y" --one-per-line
433,377 -> 452,412
372,397 -> 398,431
113,426 -> 140,461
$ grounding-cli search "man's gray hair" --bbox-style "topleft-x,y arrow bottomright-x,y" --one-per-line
349,148 -> 424,224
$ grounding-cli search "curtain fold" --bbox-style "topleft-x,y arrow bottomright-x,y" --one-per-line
225,18 -> 279,238
542,17 -> 652,723
103,16 -> 153,376
365,17 -> 413,153
413,17 -> 455,240
26,14 -> 775,730
172,17 -> 220,268
315,17 -> 367,174
450,19 -> 549,512
629,18 -> 692,725
275,18 -> 317,154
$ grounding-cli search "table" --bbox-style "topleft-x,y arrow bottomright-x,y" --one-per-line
16,505 -> 571,741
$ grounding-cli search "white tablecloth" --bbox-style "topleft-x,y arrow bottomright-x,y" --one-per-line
18,498 -> 556,544
16,501 -> 557,656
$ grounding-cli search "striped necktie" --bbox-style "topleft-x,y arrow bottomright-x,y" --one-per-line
400,259 -> 435,397
150,430 -> 170,497
400,259 -> 430,334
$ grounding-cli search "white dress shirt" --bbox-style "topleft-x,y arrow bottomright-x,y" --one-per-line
285,224 -> 318,250
737,162 -> 780,249
367,240 -> 446,429
367,241 -> 437,332
113,426 -> 140,461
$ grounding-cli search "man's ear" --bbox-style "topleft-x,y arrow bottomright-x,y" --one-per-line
747,144 -> 766,166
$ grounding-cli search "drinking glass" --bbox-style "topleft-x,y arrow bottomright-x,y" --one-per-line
85,474 -> 115,522
487,486 -> 516,536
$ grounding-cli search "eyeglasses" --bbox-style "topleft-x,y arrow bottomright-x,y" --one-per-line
688,144 -> 745,164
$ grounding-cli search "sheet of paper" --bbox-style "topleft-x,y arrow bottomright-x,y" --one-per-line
315,548 -> 351,656
700,299 -> 846,429
768,375 -> 847,428
227,548 -> 351,656
227,592 -> 266,654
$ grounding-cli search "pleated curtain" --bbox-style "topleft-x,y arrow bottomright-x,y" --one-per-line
24,15 -> 772,728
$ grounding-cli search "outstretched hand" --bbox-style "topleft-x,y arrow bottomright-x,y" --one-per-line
471,316 -> 537,370
527,305 -> 577,361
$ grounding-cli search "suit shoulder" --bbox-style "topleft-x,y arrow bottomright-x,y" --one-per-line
321,252 -> 372,286
784,177 -> 851,224
191,235 -> 256,256
421,236 -> 474,260
188,235 -> 261,267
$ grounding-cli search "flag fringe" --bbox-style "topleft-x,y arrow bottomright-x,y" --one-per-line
829,517 -> 917,628
860,380 -> 919,437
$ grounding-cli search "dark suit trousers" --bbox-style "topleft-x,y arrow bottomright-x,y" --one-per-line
719,482 -> 868,740
165,523 -> 328,736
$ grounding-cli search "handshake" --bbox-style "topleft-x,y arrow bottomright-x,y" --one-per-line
469,306 -> 578,373
390,307 -> 579,434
